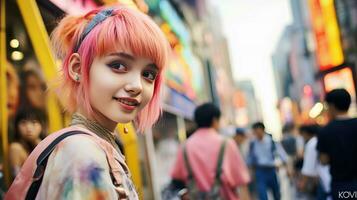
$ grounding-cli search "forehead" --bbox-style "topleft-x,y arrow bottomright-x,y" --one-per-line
95,32 -> 165,70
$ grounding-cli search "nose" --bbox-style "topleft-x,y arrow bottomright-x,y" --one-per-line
124,73 -> 142,96
24,121 -> 35,130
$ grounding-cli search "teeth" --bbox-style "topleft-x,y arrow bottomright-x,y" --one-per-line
118,99 -> 136,106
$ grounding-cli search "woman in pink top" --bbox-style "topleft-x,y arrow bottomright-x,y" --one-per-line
6,5 -> 169,200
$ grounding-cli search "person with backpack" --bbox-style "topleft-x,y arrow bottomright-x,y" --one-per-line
6,5 -> 170,200
247,122 -> 289,200
170,103 -> 251,200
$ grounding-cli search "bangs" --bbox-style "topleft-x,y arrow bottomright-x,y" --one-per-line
15,108 -> 47,125
88,8 -> 168,70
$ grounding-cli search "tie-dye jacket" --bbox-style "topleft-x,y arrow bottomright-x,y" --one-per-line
6,126 -> 138,200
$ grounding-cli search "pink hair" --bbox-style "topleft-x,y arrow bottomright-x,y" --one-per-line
51,5 -> 170,132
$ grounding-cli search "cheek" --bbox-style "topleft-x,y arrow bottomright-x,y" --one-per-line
89,71 -> 118,101
34,124 -> 42,135
141,84 -> 155,106
18,125 -> 27,134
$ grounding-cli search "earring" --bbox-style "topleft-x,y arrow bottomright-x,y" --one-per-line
75,74 -> 80,82
123,126 -> 129,134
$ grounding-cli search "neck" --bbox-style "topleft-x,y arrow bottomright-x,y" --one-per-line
257,135 -> 264,141
77,107 -> 116,132
334,112 -> 350,120
306,135 -> 314,141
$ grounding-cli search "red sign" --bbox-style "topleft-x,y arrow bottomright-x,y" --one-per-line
324,67 -> 356,99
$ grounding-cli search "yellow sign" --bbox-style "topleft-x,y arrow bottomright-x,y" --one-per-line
309,0 -> 344,70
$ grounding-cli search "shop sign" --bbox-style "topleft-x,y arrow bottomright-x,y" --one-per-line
323,67 -> 356,100
308,0 -> 344,70
164,87 -> 196,119
159,0 -> 190,47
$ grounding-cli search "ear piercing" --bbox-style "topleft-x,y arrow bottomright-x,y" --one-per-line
74,74 -> 80,82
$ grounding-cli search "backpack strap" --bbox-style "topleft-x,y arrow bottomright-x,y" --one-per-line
183,144 -> 194,181
214,139 -> 227,184
25,131 -> 89,200
100,139 -> 124,187
25,130 -> 126,200
183,140 -> 227,185
269,134 -> 277,160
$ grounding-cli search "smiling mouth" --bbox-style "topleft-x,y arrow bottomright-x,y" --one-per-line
113,97 -> 140,107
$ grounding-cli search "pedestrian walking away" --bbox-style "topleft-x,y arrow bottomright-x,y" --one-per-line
171,103 -> 251,200
317,89 -> 357,200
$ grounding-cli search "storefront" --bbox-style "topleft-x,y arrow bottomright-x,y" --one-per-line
308,0 -> 357,117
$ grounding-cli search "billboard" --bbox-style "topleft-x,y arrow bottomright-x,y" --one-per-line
323,67 -> 356,101
308,0 -> 344,70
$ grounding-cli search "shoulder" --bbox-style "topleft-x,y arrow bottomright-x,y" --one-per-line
223,138 -> 241,156
319,123 -> 334,137
305,138 -> 317,151
9,142 -> 26,153
50,134 -> 108,166
348,118 -> 357,127
225,137 -> 237,148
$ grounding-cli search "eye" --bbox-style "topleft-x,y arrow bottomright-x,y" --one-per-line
107,62 -> 127,72
142,70 -> 158,82
32,120 -> 40,124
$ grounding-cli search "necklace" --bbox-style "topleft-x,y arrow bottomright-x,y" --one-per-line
70,113 -> 120,151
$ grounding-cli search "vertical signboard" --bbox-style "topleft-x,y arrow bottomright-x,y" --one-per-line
308,0 -> 344,70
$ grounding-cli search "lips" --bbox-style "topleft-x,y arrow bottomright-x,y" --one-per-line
113,97 -> 140,111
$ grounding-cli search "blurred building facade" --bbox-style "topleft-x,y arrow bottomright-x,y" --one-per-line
272,0 -> 357,126
233,80 -> 262,127
272,0 -> 320,125
144,0 -> 238,198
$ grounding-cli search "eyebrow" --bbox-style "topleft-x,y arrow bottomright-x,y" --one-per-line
109,52 -> 135,60
147,63 -> 159,71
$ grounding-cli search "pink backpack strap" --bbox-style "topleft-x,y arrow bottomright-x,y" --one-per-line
65,131 -> 130,198
95,138 -> 124,186
73,131 -> 131,199
24,130 -> 129,200
25,131 -> 90,200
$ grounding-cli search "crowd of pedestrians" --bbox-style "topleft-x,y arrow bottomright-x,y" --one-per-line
166,88 -> 356,200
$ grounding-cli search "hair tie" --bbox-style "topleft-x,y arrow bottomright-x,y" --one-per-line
74,8 -> 115,52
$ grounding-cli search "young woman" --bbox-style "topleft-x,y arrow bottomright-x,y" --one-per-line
19,70 -> 47,110
6,5 -> 169,200
9,108 -> 47,177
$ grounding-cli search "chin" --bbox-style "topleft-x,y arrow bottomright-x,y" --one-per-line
110,114 -> 135,124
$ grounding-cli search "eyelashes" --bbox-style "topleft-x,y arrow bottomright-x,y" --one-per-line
106,61 -> 158,82
107,62 -> 127,72
142,70 -> 158,81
